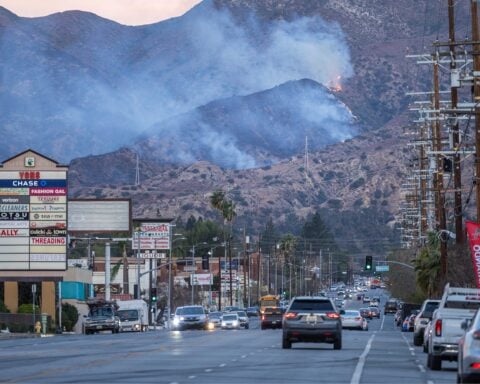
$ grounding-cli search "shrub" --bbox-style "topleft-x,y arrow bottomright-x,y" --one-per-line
0,300 -> 10,313
62,303 -> 79,332
17,304 -> 40,314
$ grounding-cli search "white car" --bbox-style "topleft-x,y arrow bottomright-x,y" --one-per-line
221,313 -> 240,329
341,310 -> 366,330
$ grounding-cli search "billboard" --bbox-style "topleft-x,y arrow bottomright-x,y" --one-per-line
68,199 -> 131,233
132,222 -> 170,250
0,165 -> 68,271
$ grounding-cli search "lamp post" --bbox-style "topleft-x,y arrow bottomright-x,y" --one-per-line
168,234 -> 185,329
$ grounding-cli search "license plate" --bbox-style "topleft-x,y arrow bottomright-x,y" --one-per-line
272,321 -> 278,324
306,315 -> 317,323
96,325 -> 103,329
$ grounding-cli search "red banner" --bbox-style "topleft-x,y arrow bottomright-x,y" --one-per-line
466,221 -> 480,288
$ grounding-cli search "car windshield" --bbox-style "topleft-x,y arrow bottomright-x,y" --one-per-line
423,302 -> 440,317
90,307 -> 113,317
117,309 -> 138,321
237,311 -> 247,317
176,307 -> 204,315
264,307 -> 282,315
209,312 -> 222,319
223,314 -> 237,321
289,300 -> 334,312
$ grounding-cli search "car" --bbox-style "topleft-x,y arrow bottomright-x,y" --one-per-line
221,313 -> 241,329
224,306 -> 241,313
236,311 -> 250,329
385,299 -> 398,315
207,311 -> 223,328
261,307 -> 283,329
368,307 -> 380,319
423,320 -> 432,353
334,298 -> 344,308
370,297 -> 380,307
359,307 -> 373,319
246,307 -> 259,317
341,310 -> 366,330
413,300 -> 440,346
363,296 -> 371,304
394,309 -> 403,326
172,305 -> 208,330
457,316 -> 480,383
282,296 -> 342,350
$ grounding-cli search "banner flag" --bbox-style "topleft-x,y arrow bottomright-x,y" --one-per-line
465,221 -> 480,288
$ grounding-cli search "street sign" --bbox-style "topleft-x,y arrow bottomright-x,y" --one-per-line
375,265 -> 389,272
138,251 -> 166,259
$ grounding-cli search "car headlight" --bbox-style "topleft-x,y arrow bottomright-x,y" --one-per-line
232,320 -> 238,326
207,322 -> 215,330
173,318 -> 180,326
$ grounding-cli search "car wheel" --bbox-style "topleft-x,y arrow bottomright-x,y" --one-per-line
413,333 -> 423,346
261,325 -> 265,330
430,354 -> 442,371
245,324 -> 249,329
282,338 -> 291,349
334,337 -> 342,350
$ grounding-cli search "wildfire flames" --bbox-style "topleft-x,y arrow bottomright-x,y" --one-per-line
329,75 -> 343,92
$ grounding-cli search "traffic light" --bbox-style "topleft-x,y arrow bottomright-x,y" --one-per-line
365,256 -> 373,271
202,254 -> 209,270
151,288 -> 157,302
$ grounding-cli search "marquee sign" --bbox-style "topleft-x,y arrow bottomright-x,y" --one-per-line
0,151 -> 68,271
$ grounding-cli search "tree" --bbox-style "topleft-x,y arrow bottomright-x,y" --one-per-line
413,232 -> 441,297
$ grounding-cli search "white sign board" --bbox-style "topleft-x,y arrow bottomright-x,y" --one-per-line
191,273 -> 213,286
68,199 -> 131,233
132,222 -> 170,250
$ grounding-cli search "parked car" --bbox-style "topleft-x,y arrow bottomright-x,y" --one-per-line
236,311 -> 250,329
221,313 -> 240,329
394,309 -> 403,326
341,310 -> 366,331
413,299 -> 440,346
172,306 -> 208,330
282,296 -> 342,350
457,315 -> 480,383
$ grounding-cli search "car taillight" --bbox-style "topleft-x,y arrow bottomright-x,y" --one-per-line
284,312 -> 297,320
326,312 -> 340,319
261,315 -> 265,321
435,319 -> 442,337
472,331 -> 480,340
355,317 -> 362,321
471,362 -> 480,369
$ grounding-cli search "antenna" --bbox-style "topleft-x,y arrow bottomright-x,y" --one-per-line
135,153 -> 140,186
304,136 -> 309,176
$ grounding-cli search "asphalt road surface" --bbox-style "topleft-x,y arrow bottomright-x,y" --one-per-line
0,290 -> 457,384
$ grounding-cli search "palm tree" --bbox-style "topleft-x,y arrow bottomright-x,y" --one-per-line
209,190 -> 237,307
413,232 -> 441,297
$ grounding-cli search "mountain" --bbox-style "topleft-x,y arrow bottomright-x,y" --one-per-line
134,79 -> 356,168
0,0 -> 356,164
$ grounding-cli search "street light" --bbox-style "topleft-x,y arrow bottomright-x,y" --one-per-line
168,234 -> 185,330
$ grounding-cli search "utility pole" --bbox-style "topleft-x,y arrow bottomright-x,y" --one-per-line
449,0 -> 464,242
243,228 -> 247,306
473,0 -> 480,222
433,59 -> 448,278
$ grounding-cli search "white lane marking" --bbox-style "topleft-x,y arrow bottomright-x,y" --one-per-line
188,375 -> 196,379
380,314 -> 385,331
427,381 -> 434,384
219,363 -> 226,367
205,368 -> 212,373
231,359 -> 237,362
418,364 -> 425,373
241,354 -> 247,358
350,333 -> 376,384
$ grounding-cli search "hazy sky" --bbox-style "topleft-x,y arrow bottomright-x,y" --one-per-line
0,0 -> 203,25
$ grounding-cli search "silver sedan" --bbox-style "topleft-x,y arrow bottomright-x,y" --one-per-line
341,310 -> 367,331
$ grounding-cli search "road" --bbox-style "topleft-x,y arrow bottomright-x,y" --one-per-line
0,290 -> 458,383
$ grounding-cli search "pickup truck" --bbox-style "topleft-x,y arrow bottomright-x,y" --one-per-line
83,299 -> 120,335
261,307 -> 283,330
427,284 -> 480,370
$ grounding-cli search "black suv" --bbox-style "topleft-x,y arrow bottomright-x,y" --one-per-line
282,296 -> 342,350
